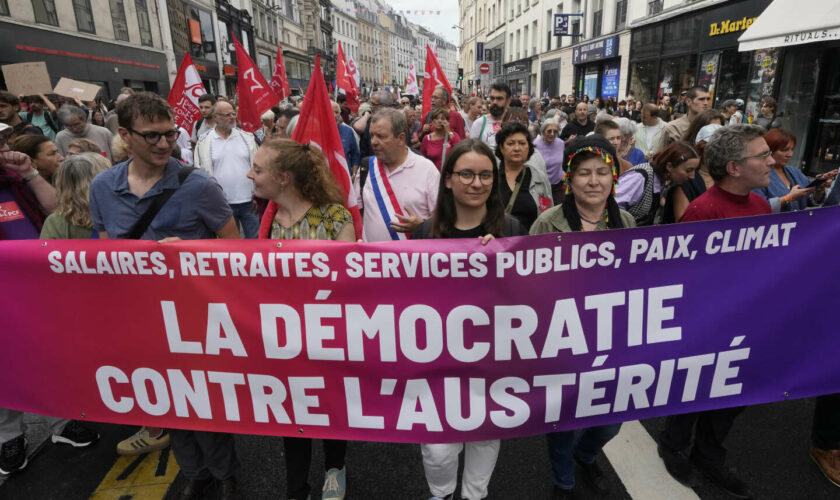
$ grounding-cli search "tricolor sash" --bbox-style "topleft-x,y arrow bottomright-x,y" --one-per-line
368,156 -> 407,241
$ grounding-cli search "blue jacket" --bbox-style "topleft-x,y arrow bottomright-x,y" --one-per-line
338,123 -> 360,173
752,165 -> 814,212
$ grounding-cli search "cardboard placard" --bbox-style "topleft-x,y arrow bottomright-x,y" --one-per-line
1,62 -> 53,96
53,77 -> 101,102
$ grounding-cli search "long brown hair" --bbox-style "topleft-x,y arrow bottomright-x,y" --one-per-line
430,139 -> 506,238
259,138 -> 344,206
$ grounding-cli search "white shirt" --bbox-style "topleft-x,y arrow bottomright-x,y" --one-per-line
469,115 -> 503,151
208,128 -> 253,204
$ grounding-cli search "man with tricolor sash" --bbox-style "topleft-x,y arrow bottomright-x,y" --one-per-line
354,108 -> 439,242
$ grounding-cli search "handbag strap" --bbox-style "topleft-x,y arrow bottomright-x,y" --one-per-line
126,166 -> 195,239
504,167 -> 526,214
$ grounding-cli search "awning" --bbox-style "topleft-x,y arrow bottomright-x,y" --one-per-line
738,0 -> 840,51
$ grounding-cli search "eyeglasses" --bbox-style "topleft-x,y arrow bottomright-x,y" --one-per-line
740,150 -> 772,162
452,170 -> 494,185
127,127 -> 179,145
215,112 -> 236,118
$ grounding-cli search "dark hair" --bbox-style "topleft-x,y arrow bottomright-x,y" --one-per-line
683,109 -> 725,144
764,128 -> 797,152
509,97 -> 523,108
561,136 -> 625,231
117,92 -> 174,129
490,81 -> 511,98
197,94 -> 216,105
0,91 -> 20,107
430,139 -> 506,238
430,107 -> 449,121
761,96 -> 777,110
594,120 -> 620,137
651,141 -> 699,183
11,134 -> 51,159
337,93 -> 347,104
503,106 -> 529,124
494,121 -> 534,163
686,86 -> 710,100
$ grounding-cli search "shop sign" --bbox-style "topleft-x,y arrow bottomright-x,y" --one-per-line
709,16 -> 757,37
224,65 -> 235,76
189,19 -> 202,44
195,64 -> 207,73
505,62 -> 528,75
601,63 -> 620,99
572,35 -> 618,65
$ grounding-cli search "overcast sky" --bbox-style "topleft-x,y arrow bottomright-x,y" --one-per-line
384,0 -> 460,45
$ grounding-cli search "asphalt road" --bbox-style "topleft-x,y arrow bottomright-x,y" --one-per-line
0,397 -> 836,499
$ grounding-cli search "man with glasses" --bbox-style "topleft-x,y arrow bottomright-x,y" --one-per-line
353,91 -> 391,158
658,124 -> 771,500
660,86 -> 711,150
55,104 -> 114,160
90,92 -> 240,499
194,100 -> 260,238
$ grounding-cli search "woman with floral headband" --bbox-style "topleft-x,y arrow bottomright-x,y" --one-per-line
529,135 -> 634,499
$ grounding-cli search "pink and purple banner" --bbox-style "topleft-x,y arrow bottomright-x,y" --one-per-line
2,208 -> 839,443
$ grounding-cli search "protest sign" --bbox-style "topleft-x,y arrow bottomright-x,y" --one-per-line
53,77 -> 101,101
1,209 -> 839,442
1,62 -> 52,96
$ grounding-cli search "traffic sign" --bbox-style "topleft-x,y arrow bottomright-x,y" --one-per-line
479,63 -> 491,74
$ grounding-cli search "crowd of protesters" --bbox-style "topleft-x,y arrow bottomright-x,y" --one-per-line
2,79 -> 840,500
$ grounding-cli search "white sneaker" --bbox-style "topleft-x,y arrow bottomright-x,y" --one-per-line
322,467 -> 346,500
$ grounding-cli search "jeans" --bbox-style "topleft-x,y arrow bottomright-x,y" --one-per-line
546,423 -> 622,489
283,437 -> 346,499
169,429 -> 238,480
660,406 -> 744,465
813,394 -> 840,450
229,202 -> 260,239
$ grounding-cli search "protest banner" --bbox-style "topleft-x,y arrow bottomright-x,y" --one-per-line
1,209 -> 839,443
1,62 -> 52,96
53,77 -> 101,101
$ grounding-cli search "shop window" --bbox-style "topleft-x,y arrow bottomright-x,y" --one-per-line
135,0 -> 153,46
31,0 -> 59,26
615,0 -> 627,31
715,50 -> 751,108
0,0 -> 9,15
658,54 -> 697,101
698,52 -> 720,102
662,16 -> 699,56
630,60 -> 658,105
109,0 -> 129,41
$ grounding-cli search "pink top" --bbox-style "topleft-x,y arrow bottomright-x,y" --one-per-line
355,150 -> 441,242
420,132 -> 462,170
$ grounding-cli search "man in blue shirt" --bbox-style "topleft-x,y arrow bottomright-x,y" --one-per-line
89,92 -> 240,500
332,100 -> 360,175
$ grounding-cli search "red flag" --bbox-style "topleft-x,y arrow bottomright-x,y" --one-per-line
166,52 -> 206,134
336,42 -> 360,113
233,35 -> 275,133
270,45 -> 291,101
421,43 -> 453,119
258,56 -> 363,240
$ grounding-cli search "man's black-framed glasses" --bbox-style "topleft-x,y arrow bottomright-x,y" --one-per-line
127,127 -> 179,145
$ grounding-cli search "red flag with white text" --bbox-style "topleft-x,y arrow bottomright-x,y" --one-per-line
258,56 -> 363,240
233,35 -> 276,133
336,42 -> 360,113
166,53 -> 206,134
422,43 -> 453,119
270,45 -> 291,101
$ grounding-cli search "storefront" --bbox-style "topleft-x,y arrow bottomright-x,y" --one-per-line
504,59 -> 531,96
739,0 -> 840,173
540,58 -> 561,98
628,0 -> 772,108
572,35 -> 621,101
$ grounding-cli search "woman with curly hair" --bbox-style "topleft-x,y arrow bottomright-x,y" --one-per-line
40,153 -> 110,238
250,137 -> 353,500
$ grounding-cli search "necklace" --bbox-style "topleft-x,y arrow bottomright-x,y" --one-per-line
579,213 -> 602,225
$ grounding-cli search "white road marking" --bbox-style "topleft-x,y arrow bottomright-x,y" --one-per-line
603,420 -> 700,500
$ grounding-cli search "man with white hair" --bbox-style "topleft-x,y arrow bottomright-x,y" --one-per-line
614,117 -> 646,166
255,109 -> 275,143
194,100 -> 260,238
55,105 -> 114,159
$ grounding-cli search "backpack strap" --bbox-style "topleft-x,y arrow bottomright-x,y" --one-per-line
125,166 -> 196,239
479,115 -> 487,138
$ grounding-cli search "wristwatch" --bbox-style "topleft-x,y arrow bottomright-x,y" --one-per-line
22,168 -> 39,182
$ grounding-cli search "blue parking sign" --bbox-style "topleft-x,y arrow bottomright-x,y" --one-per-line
553,14 -> 569,35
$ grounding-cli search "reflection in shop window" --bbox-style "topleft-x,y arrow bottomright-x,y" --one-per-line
630,61 -> 658,106
658,55 -> 697,102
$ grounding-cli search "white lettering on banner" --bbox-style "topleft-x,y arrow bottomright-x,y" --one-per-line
243,67 -> 265,93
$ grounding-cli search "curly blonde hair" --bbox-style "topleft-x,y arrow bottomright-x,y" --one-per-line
259,138 -> 345,206
55,153 -> 110,228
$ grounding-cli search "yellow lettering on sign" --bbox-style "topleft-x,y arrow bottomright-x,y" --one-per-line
708,16 -> 757,37
709,23 -> 719,36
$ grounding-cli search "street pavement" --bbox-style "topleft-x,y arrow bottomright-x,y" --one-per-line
0,397 -> 836,499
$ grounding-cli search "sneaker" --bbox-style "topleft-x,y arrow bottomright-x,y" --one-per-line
51,421 -> 100,447
0,435 -> 27,475
116,427 -> 170,456
322,467 -> 347,500
810,445 -> 840,487
574,456 -> 608,495
657,443 -> 700,487
690,456 -> 751,499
